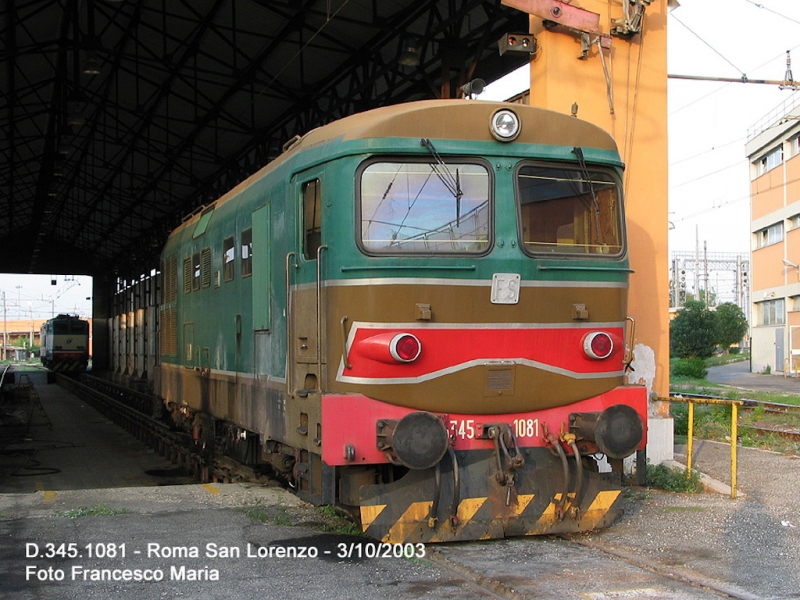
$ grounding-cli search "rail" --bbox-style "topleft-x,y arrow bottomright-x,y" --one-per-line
665,394 -> 743,499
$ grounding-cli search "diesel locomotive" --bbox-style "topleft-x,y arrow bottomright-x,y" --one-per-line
41,314 -> 90,372
151,100 -> 647,543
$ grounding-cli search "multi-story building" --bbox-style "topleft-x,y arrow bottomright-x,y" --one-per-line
747,95 -> 800,374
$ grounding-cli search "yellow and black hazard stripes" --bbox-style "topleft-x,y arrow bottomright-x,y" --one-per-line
359,449 -> 625,543
49,360 -> 86,372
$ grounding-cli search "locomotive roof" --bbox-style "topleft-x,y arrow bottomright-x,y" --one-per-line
293,100 -> 618,152
174,100 -> 619,235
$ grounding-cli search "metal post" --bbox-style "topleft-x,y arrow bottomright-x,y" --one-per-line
686,401 -> 694,477
731,403 -> 738,499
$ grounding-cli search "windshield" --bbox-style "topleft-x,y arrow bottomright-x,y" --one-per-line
359,161 -> 490,254
517,163 -> 623,256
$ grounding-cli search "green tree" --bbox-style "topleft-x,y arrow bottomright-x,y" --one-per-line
714,302 -> 748,353
670,300 -> 717,359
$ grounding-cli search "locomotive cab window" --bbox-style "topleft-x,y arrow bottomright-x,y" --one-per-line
516,164 -> 623,256
359,160 -> 490,254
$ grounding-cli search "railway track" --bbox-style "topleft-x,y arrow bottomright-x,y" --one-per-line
669,390 -> 800,414
668,391 -> 800,444
56,373 -> 275,486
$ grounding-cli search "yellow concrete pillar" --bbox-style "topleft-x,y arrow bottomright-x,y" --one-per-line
524,1 -> 670,412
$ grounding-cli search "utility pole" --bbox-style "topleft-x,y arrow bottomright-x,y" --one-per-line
704,241 -> 710,306
695,226 -> 700,302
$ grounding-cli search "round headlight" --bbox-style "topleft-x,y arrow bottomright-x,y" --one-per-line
490,109 -> 521,142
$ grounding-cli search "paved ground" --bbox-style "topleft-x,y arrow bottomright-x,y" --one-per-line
1,366 -> 798,599
705,360 -> 800,394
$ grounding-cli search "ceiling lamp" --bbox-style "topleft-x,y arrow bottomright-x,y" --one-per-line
67,111 -> 86,127
82,51 -> 102,75
398,38 -> 420,67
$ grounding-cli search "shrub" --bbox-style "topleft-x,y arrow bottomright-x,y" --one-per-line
671,357 -> 708,379
646,463 -> 703,493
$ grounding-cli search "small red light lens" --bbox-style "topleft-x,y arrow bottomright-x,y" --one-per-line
591,334 -> 612,357
392,334 -> 422,362
584,332 -> 613,360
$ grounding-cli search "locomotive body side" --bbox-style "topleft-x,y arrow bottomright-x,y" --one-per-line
40,315 -> 90,372
153,100 -> 648,542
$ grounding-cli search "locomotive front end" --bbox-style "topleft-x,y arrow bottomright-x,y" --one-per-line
317,102 -> 648,542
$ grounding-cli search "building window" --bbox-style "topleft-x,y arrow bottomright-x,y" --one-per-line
758,298 -> 785,325
791,135 -> 800,157
757,222 -> 783,248
756,145 -> 783,176
789,214 -> 800,231
790,295 -> 800,312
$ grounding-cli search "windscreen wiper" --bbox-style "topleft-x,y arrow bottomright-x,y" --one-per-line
572,146 -> 603,245
420,138 -> 463,226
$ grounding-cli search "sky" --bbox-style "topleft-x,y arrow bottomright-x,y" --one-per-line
480,0 -> 800,258
0,274 -> 92,322
2,0 -> 799,318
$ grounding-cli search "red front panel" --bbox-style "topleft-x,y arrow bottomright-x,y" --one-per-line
321,386 -> 647,467
338,323 -> 626,384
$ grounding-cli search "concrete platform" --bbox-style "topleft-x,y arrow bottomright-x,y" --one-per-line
0,369 -> 195,492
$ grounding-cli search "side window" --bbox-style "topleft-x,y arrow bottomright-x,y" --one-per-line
303,179 -> 322,259
223,236 -> 235,282
241,228 -> 253,277
192,252 -> 201,291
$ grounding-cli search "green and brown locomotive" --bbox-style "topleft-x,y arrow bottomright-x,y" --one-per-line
153,100 -> 647,543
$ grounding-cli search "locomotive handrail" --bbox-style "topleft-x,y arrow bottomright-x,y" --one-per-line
536,264 -> 633,272
285,251 -> 297,396
340,316 -> 352,370
340,264 -> 476,272
624,315 -> 635,368
316,245 -> 328,393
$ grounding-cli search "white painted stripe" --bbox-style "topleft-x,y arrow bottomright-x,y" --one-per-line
294,277 -> 628,290
159,362 -> 286,384
336,356 -> 624,385
347,320 -> 626,332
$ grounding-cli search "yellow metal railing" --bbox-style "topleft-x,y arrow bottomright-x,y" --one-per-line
783,357 -> 800,378
666,395 -> 743,499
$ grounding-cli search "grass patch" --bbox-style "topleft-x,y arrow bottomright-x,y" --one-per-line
237,502 -> 292,526
56,504 -> 130,518
315,505 -> 363,536
237,502 -> 362,536
646,463 -> 703,493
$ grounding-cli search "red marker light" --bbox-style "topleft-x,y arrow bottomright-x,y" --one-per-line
355,332 -> 423,364
391,334 -> 422,363
583,332 -> 613,360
